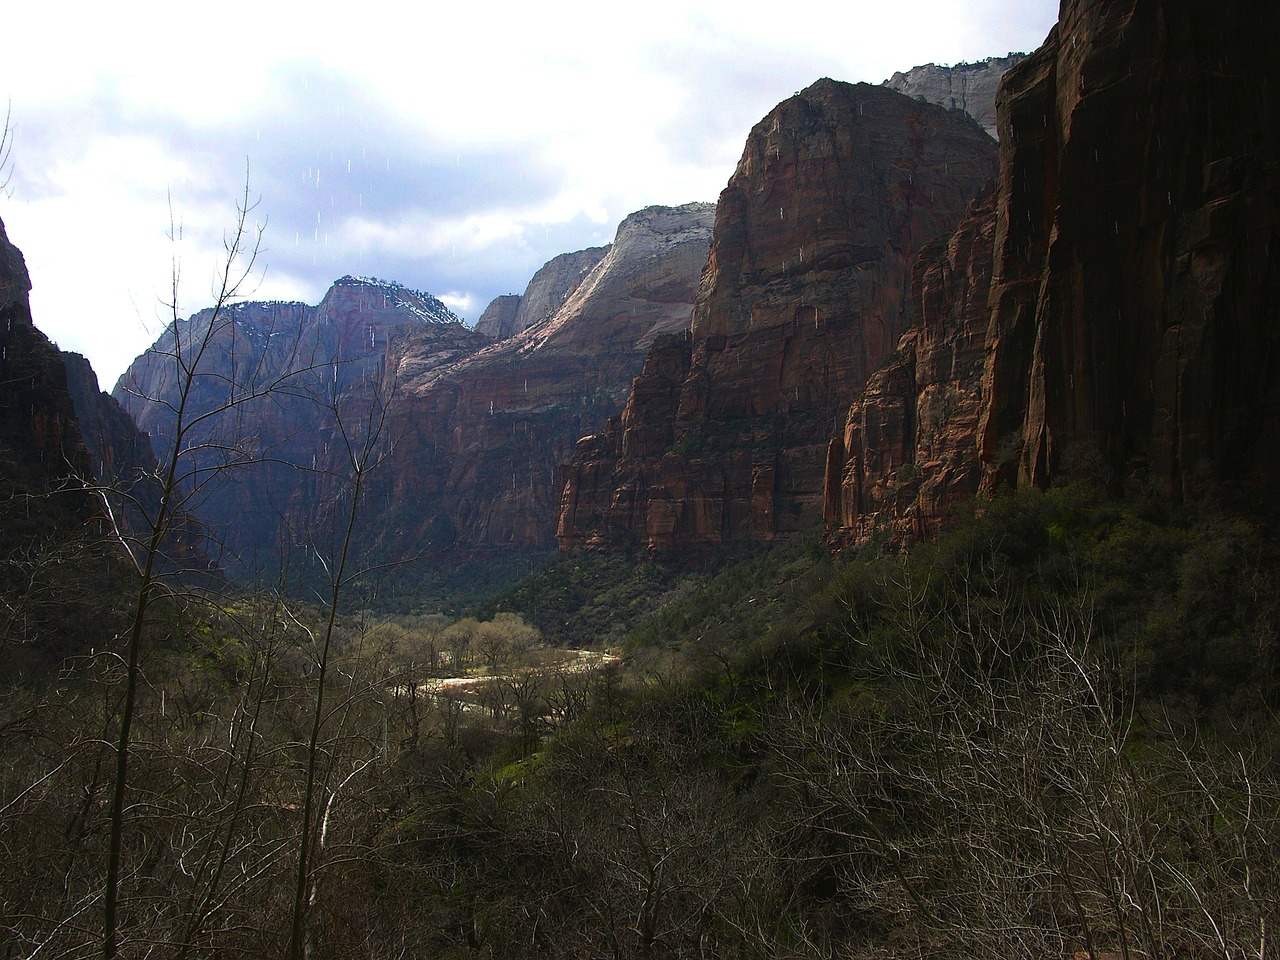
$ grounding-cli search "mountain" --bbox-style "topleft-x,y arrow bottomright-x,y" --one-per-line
113,277 -> 488,574
828,0 -> 1280,545
883,54 -> 1026,138
317,203 -> 715,573
113,206 -> 712,588
557,80 -> 998,554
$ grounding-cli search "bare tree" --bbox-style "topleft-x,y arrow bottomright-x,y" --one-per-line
1,101 -> 13,198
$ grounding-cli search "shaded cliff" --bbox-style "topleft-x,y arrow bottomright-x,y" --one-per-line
982,0 -> 1280,506
558,80 -> 998,554
828,0 -> 1280,546
0,216 -> 94,531
474,295 -> 522,339
884,54 -> 1026,138
826,184 -> 996,545
0,217 -> 135,671
115,278 -> 487,574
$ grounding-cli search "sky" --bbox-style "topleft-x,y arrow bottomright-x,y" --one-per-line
0,1 -> 1059,388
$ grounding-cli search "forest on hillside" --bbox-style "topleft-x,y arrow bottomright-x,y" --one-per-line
3,462 -> 1277,957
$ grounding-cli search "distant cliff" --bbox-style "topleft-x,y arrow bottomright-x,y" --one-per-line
557,80 -> 998,554
884,54 -> 1027,138
114,277 -> 488,573
114,206 -> 713,581
333,203 -> 715,564
828,0 -> 1280,546
475,246 -> 610,340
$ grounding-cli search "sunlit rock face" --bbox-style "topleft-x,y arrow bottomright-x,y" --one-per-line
884,54 -> 1027,139
475,246 -> 612,341
826,0 -> 1280,547
557,80 -> 998,554
344,203 -> 715,561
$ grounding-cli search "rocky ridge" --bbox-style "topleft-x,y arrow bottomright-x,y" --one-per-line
114,277 -> 488,572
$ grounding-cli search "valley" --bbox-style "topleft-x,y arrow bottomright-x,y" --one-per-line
1,1 -> 1277,957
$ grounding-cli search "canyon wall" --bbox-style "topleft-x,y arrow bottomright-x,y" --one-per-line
115,278 -> 488,572
115,205 -> 713,578
344,204 -> 715,563
558,80 -> 998,554
829,0 -> 1280,545
0,215 -> 94,531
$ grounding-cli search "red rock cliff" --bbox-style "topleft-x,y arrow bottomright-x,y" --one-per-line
980,0 -> 1280,505
558,80 -> 998,554
827,184 -> 996,546
0,215 -> 94,528
827,0 -> 1280,546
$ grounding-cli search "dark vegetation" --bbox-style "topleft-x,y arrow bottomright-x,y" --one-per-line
3,478 -> 1277,958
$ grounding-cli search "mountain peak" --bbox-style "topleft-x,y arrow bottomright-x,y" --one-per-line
326,275 -> 461,326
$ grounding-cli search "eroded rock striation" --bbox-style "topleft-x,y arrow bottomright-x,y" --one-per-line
828,0 -> 1280,546
557,80 -> 998,554
884,54 -> 1026,138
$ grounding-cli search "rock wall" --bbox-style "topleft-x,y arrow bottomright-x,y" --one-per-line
115,278 -> 488,573
981,0 -> 1280,506
827,184 -> 996,546
474,295 -> 522,339
557,80 -> 998,554
828,0 -> 1280,546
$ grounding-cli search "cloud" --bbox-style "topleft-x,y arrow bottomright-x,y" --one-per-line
0,0 -> 1060,387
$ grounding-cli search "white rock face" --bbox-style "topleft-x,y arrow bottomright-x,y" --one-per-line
884,53 -> 1026,138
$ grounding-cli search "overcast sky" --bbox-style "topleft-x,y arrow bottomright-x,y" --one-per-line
1,1 -> 1059,388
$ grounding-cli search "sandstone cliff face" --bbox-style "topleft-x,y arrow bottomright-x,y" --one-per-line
827,0 -> 1280,546
884,54 -> 1026,138
557,80 -> 998,554
115,278 -> 487,572
341,204 -> 714,561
